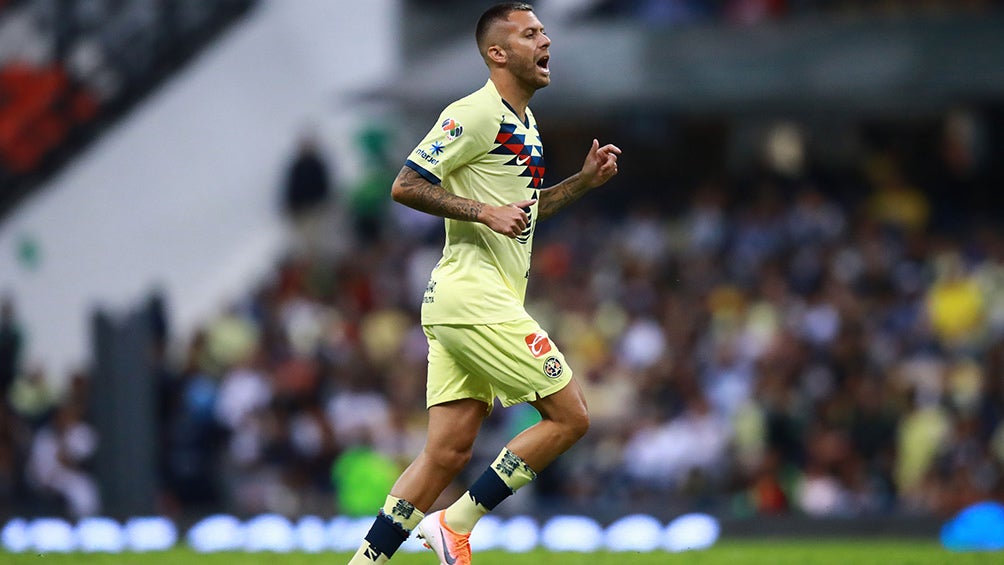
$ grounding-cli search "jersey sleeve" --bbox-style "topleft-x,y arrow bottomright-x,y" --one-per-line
404,100 -> 492,186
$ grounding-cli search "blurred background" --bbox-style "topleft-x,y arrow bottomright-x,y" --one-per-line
2,0 -> 1004,543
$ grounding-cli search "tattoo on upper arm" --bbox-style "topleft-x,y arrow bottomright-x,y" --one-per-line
395,167 -> 483,222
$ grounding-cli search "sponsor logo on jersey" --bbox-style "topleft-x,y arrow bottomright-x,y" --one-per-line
422,279 -> 436,304
441,118 -> 463,140
524,331 -> 552,358
430,141 -> 445,156
413,147 -> 439,166
543,356 -> 563,379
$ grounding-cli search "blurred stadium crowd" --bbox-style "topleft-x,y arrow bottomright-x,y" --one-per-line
2,0 -> 1004,529
5,108 -> 1004,523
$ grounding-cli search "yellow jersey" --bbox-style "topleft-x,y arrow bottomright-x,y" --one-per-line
405,80 -> 546,325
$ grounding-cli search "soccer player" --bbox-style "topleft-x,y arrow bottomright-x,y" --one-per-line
347,3 -> 621,564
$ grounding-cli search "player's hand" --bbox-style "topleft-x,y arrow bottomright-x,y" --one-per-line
479,199 -> 536,238
580,139 -> 622,188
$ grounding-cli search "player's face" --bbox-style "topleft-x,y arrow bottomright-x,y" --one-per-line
502,11 -> 551,90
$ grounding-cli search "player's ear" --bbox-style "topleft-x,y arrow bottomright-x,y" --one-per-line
487,44 -> 507,65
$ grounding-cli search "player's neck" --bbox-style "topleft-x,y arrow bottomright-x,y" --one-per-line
489,74 -> 533,122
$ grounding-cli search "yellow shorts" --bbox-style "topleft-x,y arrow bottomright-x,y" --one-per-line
424,318 -> 573,411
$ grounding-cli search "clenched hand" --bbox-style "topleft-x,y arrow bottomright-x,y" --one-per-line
479,199 -> 537,238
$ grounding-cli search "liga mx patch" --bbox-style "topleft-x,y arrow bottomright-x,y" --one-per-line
524,332 -> 551,358
441,118 -> 463,140
543,356 -> 563,379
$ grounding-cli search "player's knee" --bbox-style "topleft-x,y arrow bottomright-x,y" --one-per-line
563,406 -> 590,443
427,444 -> 474,476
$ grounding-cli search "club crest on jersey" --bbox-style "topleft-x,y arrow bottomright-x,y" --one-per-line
543,356 -> 563,379
441,118 -> 463,140
524,332 -> 552,358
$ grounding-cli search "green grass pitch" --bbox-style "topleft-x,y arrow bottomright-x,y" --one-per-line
1,541 -> 994,565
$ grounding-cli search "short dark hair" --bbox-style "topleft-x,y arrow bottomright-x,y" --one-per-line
475,2 -> 534,53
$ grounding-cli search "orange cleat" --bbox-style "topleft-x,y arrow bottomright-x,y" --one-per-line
416,510 -> 472,565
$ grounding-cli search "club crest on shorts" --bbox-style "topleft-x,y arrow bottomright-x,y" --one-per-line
524,331 -> 551,358
543,356 -> 563,379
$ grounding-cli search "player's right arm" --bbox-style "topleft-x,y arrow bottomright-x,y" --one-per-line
391,166 -> 535,239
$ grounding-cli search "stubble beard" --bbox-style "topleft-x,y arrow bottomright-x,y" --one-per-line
514,55 -> 550,93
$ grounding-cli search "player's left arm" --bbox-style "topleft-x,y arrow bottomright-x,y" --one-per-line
536,139 -> 621,221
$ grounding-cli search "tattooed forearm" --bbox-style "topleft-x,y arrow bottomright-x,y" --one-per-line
537,172 -> 590,221
392,166 -> 484,222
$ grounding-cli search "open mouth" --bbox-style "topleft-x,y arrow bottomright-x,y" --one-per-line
537,55 -> 550,74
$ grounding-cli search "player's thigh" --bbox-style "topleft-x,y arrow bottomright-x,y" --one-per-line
424,325 -> 495,408
429,319 -> 573,407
